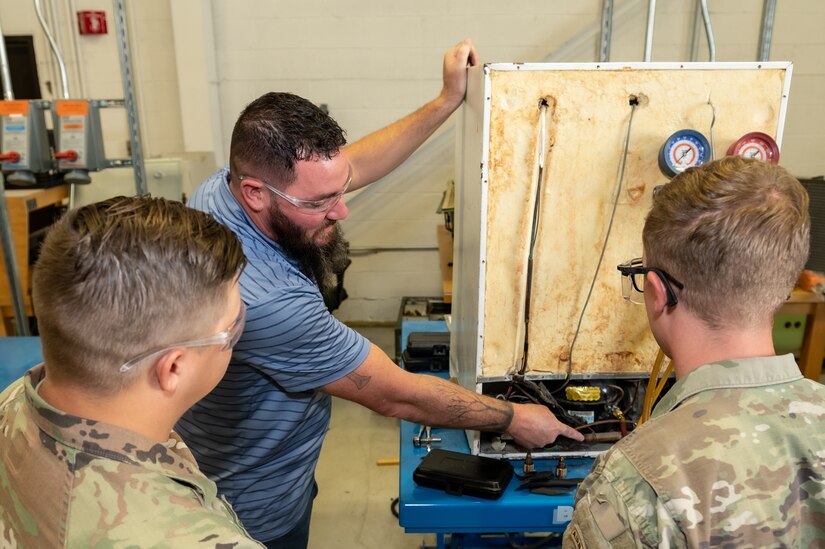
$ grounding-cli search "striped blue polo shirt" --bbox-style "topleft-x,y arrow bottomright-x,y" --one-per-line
177,168 -> 370,541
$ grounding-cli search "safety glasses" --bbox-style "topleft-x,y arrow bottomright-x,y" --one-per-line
240,163 -> 352,214
119,302 -> 247,373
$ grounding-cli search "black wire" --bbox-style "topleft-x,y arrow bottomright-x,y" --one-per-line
520,100 -> 549,375
507,532 -> 562,549
622,379 -> 642,416
552,103 -> 638,395
390,497 -> 399,518
512,383 -> 540,404
510,377 -> 585,427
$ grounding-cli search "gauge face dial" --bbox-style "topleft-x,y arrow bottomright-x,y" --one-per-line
726,132 -> 780,164
658,130 -> 711,178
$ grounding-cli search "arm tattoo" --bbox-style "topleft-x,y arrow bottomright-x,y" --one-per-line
438,383 -> 514,432
345,371 -> 371,390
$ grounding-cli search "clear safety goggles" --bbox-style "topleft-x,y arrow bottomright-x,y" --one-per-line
119,302 -> 247,373
239,163 -> 352,214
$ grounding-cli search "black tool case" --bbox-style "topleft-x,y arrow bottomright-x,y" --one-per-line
402,332 -> 450,372
412,449 -> 513,499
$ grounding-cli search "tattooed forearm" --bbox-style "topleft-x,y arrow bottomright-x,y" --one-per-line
436,382 -> 514,432
345,371 -> 371,390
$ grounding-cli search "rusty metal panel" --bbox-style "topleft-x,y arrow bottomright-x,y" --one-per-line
454,63 -> 791,381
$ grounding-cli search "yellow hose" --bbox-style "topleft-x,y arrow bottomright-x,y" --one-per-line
639,348 -> 672,426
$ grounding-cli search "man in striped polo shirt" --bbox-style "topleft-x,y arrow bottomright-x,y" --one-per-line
179,39 -> 584,548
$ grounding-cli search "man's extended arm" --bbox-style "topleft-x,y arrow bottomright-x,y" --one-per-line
322,344 -> 583,449
344,39 -> 479,190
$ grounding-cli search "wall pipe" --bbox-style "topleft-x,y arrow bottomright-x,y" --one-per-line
643,0 -> 656,61
698,0 -> 716,62
0,20 -> 13,99
0,19 -> 31,335
33,0 -> 70,99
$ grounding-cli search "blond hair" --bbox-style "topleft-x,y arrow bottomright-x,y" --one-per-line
33,196 -> 246,394
643,156 -> 809,329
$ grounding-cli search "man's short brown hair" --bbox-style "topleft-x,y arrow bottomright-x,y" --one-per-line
643,156 -> 809,329
229,92 -> 347,187
33,196 -> 246,394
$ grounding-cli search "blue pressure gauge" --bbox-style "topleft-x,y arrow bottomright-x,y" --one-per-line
658,130 -> 711,178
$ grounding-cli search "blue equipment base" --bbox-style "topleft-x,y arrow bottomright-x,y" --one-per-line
399,419 -> 593,537
0,337 -> 43,391
397,307 -> 594,548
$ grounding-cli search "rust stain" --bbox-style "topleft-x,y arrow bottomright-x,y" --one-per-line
626,184 -> 645,203
480,68 -> 783,378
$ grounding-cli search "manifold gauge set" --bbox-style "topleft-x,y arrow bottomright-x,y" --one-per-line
657,129 -> 779,178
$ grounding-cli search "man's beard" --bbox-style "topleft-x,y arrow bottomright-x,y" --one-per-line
268,204 -> 351,291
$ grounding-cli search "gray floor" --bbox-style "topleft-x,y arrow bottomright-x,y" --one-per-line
309,327 -> 434,548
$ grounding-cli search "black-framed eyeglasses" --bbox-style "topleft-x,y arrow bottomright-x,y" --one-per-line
617,257 -> 684,307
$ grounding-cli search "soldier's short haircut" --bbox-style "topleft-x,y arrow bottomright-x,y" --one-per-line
643,156 -> 809,329
32,196 -> 246,395
228,92 -> 347,189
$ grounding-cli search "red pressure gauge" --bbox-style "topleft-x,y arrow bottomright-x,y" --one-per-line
726,132 -> 780,164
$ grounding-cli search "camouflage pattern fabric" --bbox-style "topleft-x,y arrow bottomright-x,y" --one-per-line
0,365 -> 263,548
564,354 -> 825,548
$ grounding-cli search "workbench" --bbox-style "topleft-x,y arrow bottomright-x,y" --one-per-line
396,314 -> 591,548
0,186 -> 69,335
398,416 -> 592,548
781,289 -> 825,381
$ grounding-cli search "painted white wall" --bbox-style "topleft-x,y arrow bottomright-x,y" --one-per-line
169,0 -> 224,165
3,0 -> 824,322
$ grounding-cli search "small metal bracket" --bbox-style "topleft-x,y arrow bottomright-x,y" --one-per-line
412,424 -> 442,449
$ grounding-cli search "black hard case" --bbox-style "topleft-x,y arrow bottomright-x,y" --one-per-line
402,332 -> 450,372
412,449 -> 513,500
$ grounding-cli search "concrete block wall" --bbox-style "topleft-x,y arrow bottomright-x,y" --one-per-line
3,0 -> 824,323
126,0 -> 184,157
204,0 -> 825,322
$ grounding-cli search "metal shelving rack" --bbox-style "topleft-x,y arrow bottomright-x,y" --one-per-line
0,0 -> 146,335
113,0 -> 147,196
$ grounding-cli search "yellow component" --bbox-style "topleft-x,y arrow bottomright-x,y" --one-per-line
565,386 -> 601,401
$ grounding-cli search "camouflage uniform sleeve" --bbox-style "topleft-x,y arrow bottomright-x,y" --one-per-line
67,466 -> 266,548
67,498 -> 266,548
563,450 -> 686,549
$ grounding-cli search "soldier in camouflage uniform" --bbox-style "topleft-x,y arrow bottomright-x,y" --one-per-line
564,156 -> 825,548
0,196 -> 264,547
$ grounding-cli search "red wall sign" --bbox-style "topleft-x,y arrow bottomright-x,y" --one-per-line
77,11 -> 107,35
